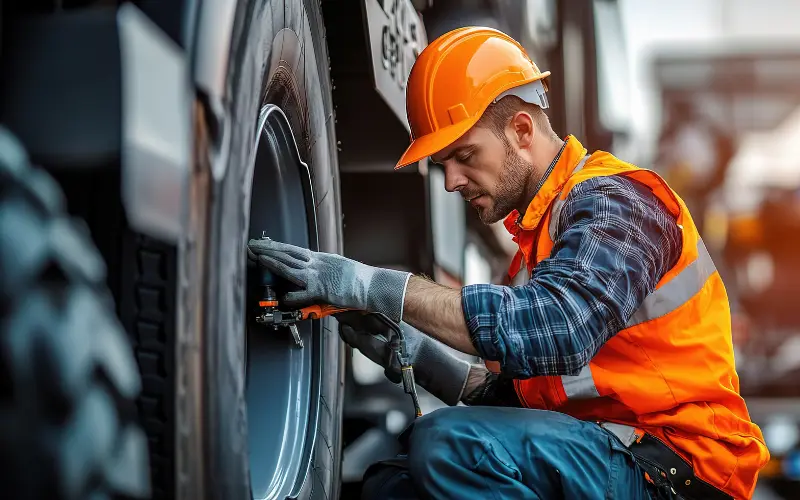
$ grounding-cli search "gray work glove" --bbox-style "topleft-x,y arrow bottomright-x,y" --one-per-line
336,311 -> 471,406
247,237 -> 412,323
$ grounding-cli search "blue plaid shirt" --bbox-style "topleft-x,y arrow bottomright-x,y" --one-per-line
461,175 -> 683,379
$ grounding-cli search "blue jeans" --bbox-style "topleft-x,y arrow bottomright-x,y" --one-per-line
361,406 -> 670,499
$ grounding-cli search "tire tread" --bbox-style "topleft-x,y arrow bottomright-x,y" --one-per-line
0,127 -> 150,499
127,236 -> 176,500
42,152 -> 176,500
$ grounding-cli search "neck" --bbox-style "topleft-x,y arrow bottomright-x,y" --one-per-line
516,137 -> 566,215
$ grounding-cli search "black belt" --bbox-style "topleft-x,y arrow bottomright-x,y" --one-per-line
628,433 -> 733,500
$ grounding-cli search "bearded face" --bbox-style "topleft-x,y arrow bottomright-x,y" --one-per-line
430,117 -> 542,225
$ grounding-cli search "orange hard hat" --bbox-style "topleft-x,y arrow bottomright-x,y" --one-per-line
396,26 -> 551,169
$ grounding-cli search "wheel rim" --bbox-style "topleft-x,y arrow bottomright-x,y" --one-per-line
246,104 -> 321,500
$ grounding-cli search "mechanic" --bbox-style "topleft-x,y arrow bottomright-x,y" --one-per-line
248,27 -> 769,499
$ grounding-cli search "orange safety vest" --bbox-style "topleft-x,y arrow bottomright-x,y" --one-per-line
502,136 -> 769,499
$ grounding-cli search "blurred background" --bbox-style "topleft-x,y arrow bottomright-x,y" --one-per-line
340,1 -> 800,499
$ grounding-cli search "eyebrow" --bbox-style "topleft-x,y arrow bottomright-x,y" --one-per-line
431,145 -> 475,164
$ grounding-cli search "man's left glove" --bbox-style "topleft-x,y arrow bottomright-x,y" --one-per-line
336,311 -> 471,407
247,238 -> 412,323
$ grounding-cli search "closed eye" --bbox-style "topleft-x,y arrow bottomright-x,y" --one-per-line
432,145 -> 477,165
456,148 -> 476,164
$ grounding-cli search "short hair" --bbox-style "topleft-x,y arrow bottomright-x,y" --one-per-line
477,95 -> 560,143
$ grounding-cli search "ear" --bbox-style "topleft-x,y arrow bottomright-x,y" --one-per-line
508,111 -> 535,149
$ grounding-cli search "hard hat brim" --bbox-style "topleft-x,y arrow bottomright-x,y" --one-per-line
395,116 -> 479,169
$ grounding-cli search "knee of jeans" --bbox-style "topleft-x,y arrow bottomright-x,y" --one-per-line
407,408 -> 483,478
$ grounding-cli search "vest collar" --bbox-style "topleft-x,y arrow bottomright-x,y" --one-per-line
503,135 -> 589,235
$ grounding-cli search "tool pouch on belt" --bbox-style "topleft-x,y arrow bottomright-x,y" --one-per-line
624,434 -> 733,500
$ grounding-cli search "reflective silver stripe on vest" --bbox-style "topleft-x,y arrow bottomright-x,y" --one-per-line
548,155 -> 591,241
625,238 -> 716,328
560,241 -> 715,401
600,422 -> 639,447
561,365 -> 599,399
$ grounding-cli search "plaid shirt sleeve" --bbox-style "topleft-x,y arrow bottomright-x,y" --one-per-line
461,175 -> 683,379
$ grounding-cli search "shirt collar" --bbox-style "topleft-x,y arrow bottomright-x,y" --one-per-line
503,135 -> 589,234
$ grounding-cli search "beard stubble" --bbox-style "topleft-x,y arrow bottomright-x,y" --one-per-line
476,139 -> 539,224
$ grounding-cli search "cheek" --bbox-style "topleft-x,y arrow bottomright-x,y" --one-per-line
468,159 -> 504,192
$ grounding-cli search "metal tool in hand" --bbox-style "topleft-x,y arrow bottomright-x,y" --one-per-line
254,302 -> 351,348
255,301 -> 422,418
253,261 -> 422,417
371,312 -> 424,418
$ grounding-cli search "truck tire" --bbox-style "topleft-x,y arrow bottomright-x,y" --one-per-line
202,1 -> 346,498
10,1 -> 345,497
0,126 -> 150,500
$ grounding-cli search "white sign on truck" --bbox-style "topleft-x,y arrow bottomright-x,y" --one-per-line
363,0 -> 428,132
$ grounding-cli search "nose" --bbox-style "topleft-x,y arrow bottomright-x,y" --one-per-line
442,162 -> 468,193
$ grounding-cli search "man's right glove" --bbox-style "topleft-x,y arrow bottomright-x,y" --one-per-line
247,238 -> 411,323
336,311 -> 471,407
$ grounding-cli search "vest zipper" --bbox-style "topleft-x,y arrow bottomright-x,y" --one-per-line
513,379 -> 531,407
529,196 -> 558,272
548,375 -> 565,407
